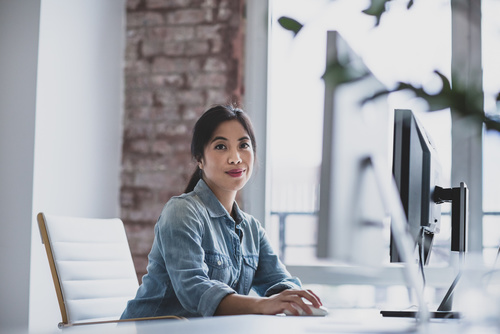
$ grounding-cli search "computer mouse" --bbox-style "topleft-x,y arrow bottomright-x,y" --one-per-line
283,305 -> 329,317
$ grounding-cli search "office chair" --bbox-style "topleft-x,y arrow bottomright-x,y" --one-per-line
37,212 -> 182,328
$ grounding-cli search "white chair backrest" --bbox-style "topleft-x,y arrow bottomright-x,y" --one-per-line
39,213 -> 139,326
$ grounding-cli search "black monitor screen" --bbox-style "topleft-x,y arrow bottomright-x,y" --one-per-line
391,109 -> 442,264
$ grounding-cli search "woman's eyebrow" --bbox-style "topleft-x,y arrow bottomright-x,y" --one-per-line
211,135 -> 249,143
211,136 -> 228,143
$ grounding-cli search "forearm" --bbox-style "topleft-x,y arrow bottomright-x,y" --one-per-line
214,293 -> 263,316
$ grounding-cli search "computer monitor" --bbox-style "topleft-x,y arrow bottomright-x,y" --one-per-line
383,108 -> 468,318
316,31 -> 433,321
316,31 -> 468,321
316,30 -> 391,266
390,109 -> 442,265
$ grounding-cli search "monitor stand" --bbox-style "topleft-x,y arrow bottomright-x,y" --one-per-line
380,269 -> 462,319
381,183 -> 468,319
380,310 -> 461,319
365,156 -> 430,322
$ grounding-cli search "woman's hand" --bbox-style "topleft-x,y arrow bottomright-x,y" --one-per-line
214,289 -> 322,316
257,289 -> 323,316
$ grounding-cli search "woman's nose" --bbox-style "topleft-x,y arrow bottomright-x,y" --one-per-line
228,150 -> 242,164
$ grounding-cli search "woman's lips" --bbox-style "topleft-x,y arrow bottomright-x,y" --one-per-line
226,169 -> 244,177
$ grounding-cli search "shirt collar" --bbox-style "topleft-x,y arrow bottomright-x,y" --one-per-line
194,179 -> 244,225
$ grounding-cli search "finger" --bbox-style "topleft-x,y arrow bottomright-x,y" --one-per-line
289,296 -> 313,315
306,289 -> 323,306
283,303 -> 301,316
276,294 -> 312,315
288,289 -> 322,308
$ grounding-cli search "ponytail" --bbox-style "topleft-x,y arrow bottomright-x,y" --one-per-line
184,166 -> 202,193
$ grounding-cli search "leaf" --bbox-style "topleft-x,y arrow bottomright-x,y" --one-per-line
362,0 -> 391,26
483,113 -> 500,132
322,59 -> 370,87
277,16 -> 303,36
363,70 -> 500,133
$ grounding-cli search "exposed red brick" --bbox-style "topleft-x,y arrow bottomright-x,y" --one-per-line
128,12 -> 164,27
122,0 -> 246,279
146,0 -> 192,9
185,40 -> 210,55
166,9 -> 208,25
152,57 -> 201,73
148,26 -> 195,41
150,74 -> 185,88
204,57 -> 227,72
127,0 -> 142,11
187,72 -> 227,88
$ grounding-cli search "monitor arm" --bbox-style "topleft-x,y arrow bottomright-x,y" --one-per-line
433,182 -> 468,253
431,182 -> 468,313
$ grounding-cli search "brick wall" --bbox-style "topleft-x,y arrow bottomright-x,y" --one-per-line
122,0 -> 246,280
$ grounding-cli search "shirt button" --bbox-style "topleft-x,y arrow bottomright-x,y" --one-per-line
217,260 -> 222,266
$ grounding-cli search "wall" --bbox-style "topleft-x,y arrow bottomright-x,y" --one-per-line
31,0 -> 125,331
122,0 -> 245,279
0,0 -> 41,330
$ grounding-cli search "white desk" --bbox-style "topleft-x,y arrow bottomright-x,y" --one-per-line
5,309 -> 495,334
52,309 -> 477,334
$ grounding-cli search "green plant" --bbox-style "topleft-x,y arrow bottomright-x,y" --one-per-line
277,0 -> 500,132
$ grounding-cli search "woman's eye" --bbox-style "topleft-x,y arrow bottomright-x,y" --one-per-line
240,142 -> 251,149
215,144 -> 226,150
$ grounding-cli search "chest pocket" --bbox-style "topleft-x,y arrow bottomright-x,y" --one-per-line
241,255 -> 258,293
204,252 -> 232,284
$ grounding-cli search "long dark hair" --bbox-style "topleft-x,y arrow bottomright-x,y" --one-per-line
184,105 -> 257,193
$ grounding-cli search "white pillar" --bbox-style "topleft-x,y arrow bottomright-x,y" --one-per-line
451,0 -> 483,252
243,0 -> 270,227
0,0 -> 41,330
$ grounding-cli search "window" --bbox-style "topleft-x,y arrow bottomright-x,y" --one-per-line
260,0 -> 500,309
268,0 -> 453,266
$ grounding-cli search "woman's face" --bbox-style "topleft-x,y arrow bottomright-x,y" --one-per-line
200,120 -> 254,199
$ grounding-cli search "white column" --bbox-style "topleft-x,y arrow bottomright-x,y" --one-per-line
243,0 -> 270,227
0,0 -> 41,330
30,1 -> 126,331
451,0 -> 483,252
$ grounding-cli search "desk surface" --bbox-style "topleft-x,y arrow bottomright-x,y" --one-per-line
58,309 -> 471,334
5,309 -> 488,334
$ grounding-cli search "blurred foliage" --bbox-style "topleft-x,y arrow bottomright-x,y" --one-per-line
363,71 -> 500,132
362,0 -> 414,26
277,16 -> 303,36
322,57 -> 370,87
276,0 -> 500,133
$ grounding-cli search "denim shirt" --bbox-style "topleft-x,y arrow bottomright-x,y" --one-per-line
121,179 -> 301,318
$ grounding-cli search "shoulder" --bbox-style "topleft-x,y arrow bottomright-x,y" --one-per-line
239,210 -> 264,233
158,192 -> 208,230
165,192 -> 204,214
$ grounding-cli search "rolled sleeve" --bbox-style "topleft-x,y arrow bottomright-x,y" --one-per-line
264,280 -> 302,297
198,284 -> 236,316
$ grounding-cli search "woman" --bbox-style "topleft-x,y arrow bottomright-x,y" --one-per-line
121,105 -> 322,318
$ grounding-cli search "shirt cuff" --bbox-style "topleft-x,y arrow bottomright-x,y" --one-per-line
198,283 -> 236,317
264,279 -> 302,297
